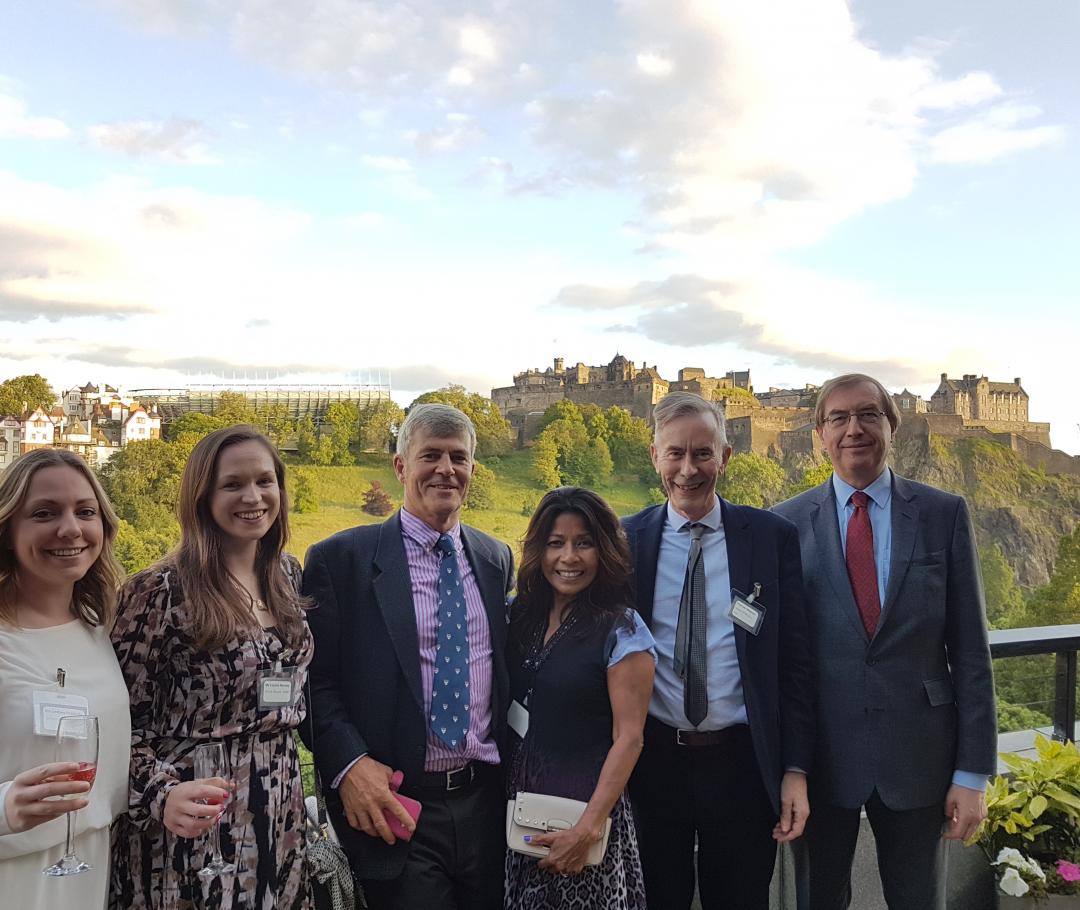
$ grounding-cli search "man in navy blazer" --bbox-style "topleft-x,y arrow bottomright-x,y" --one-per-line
773,373 -> 996,910
303,403 -> 514,910
624,392 -> 815,910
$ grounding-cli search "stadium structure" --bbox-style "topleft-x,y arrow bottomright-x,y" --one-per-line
129,382 -> 392,424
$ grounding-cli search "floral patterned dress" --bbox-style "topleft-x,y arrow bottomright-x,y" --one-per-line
109,558 -> 313,910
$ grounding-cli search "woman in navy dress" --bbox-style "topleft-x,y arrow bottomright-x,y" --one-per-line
505,487 -> 655,910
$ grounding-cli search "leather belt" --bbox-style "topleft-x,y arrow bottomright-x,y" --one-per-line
648,717 -> 750,748
416,761 -> 482,792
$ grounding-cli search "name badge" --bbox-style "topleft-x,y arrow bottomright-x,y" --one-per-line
507,700 -> 530,739
258,664 -> 299,711
33,690 -> 90,737
729,584 -> 766,636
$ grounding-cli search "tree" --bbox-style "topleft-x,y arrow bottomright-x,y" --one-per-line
980,542 -> 1025,629
292,470 -> 319,514
215,391 -> 258,425
362,481 -> 394,517
712,386 -> 760,408
564,436 -> 613,487
0,374 -> 55,415
167,411 -> 225,441
532,435 -> 561,489
784,459 -> 834,498
465,463 -> 497,511
322,401 -> 357,466
296,416 -> 317,461
356,399 -> 404,452
411,385 -> 512,457
604,406 -> 653,476
98,438 -> 187,523
719,453 -> 786,508
1020,526 -> 1080,628
261,403 -> 294,448
114,518 -> 176,575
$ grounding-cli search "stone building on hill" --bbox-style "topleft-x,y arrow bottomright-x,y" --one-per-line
490,355 -> 752,444
930,373 -> 1049,447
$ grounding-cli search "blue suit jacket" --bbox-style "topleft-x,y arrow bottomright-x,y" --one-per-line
302,510 -> 514,880
622,499 -> 815,813
773,475 -> 997,809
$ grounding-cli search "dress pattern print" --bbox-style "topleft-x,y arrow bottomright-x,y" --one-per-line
109,557 -> 313,910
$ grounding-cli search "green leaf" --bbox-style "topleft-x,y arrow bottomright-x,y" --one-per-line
1028,794 -> 1048,818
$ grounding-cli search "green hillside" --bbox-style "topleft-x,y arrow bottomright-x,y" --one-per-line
286,451 -> 654,561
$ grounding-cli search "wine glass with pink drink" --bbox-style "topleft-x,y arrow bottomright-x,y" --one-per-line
42,714 -> 99,877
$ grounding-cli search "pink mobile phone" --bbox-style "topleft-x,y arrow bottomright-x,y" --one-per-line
383,770 -> 422,842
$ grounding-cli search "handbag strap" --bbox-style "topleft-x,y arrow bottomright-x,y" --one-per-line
303,677 -> 329,828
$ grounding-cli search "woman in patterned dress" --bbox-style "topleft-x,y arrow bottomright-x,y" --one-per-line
109,426 -> 313,910
505,487 -> 655,910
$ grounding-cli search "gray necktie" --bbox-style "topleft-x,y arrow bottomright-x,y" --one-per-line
674,522 -> 708,727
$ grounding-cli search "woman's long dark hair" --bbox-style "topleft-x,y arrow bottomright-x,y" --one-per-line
511,486 -> 634,646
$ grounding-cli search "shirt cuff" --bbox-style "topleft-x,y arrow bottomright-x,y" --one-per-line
331,754 -> 367,790
0,781 -> 13,836
951,770 -> 989,792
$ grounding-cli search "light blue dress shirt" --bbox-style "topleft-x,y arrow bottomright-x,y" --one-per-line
832,468 -> 985,793
648,496 -> 747,731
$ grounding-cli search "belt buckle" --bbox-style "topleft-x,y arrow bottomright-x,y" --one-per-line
676,729 -> 691,746
445,764 -> 470,791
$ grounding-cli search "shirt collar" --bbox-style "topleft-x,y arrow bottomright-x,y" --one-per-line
666,495 -> 724,533
400,507 -> 462,551
832,467 -> 893,510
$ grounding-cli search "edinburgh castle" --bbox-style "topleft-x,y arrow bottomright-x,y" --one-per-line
492,355 -> 1078,476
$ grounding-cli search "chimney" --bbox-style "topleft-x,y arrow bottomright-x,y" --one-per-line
1014,377 -> 1021,386
940,373 -> 947,382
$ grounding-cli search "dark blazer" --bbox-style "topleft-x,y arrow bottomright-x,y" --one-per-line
301,510 -> 515,880
773,474 -> 997,810
622,499 -> 815,813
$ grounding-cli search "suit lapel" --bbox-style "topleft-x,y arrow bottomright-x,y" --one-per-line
460,525 -> 507,636
372,512 -> 424,711
633,506 -> 665,626
880,474 -> 918,623
809,480 -> 869,643
720,498 -> 752,667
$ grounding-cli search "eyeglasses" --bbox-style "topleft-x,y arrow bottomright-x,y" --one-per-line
823,410 -> 886,430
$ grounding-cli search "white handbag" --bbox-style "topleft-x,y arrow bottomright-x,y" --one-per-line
505,791 -> 612,867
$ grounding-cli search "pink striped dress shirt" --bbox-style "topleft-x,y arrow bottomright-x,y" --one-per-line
400,509 -> 500,772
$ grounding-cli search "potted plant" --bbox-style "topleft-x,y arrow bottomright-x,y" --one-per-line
969,735 -> 1080,906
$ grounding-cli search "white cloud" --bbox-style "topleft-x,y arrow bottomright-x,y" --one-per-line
0,92 -> 70,140
929,103 -> 1065,164
459,25 -> 496,62
447,66 -> 475,87
88,118 -> 218,164
361,154 -> 412,172
636,52 -> 674,77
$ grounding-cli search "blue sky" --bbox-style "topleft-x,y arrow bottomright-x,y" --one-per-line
1,0 -> 1077,453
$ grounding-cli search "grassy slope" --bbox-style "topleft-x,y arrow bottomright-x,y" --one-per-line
285,451 -> 654,563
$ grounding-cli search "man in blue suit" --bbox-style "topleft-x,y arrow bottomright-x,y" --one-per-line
773,373 -> 996,910
303,403 -> 514,910
624,391 -> 815,910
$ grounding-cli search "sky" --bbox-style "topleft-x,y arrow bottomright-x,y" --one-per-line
1,0 -> 1078,453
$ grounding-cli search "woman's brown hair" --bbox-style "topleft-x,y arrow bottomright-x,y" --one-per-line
511,486 -> 634,645
165,426 -> 308,649
0,448 -> 123,628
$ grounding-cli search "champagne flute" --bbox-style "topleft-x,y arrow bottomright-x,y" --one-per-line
43,714 -> 99,877
194,742 -> 236,879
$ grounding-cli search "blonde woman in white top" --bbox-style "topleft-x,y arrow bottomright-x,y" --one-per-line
0,448 -> 130,909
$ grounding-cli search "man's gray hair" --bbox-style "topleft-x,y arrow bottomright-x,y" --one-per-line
396,402 -> 477,457
813,373 -> 902,432
652,392 -> 728,448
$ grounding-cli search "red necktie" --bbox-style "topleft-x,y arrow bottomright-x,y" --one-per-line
846,491 -> 881,637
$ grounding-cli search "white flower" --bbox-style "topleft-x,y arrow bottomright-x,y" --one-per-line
995,847 -> 1026,869
1024,857 -> 1046,880
999,867 -> 1031,897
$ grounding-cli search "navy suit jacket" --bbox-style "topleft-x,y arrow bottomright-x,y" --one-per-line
773,474 -> 997,810
622,499 -> 815,813
302,510 -> 514,880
